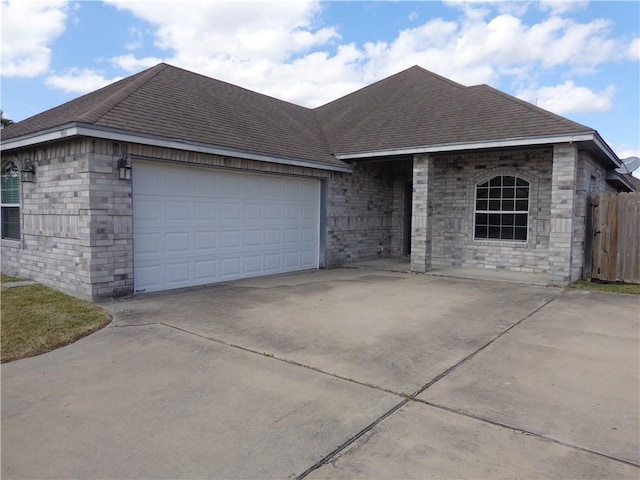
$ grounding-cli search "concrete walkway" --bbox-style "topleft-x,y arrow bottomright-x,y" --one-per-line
2,269 -> 638,479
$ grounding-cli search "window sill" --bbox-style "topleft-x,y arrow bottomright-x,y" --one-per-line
473,239 -> 529,248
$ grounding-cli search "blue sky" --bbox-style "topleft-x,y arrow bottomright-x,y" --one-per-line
1,0 -> 639,164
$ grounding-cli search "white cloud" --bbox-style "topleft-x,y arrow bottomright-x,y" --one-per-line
45,68 -> 123,94
126,26 -> 143,51
0,0 -> 69,77
44,0 -> 633,112
408,11 -> 418,21
105,0 -> 339,63
111,54 -> 163,72
516,81 -> 615,114
538,0 -> 589,15
629,38 -> 640,61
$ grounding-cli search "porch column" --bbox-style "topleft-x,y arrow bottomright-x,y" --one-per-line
548,143 -> 578,285
411,154 -> 434,273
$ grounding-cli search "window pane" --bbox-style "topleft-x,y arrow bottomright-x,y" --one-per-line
490,177 -> 502,186
478,180 -> 489,188
476,213 -> 488,225
1,206 -> 20,239
503,176 -> 515,186
476,187 -> 488,199
475,225 -> 488,238
515,200 -> 528,211
502,187 -> 515,198
476,199 -> 488,210
514,227 -> 527,240
488,226 -> 501,238
489,187 -> 501,198
516,187 -> 528,198
516,178 -> 529,186
502,199 -> 514,211
501,226 -> 514,239
1,175 -> 19,204
488,214 -> 500,226
502,214 -> 515,226
515,214 -> 528,227
489,199 -> 500,210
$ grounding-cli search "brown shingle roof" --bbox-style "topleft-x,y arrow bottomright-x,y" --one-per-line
3,63 -> 596,165
2,63 -> 341,167
314,65 -> 593,155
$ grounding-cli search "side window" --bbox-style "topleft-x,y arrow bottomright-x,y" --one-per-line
474,175 -> 529,241
1,161 -> 21,240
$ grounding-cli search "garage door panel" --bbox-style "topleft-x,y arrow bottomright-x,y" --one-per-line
165,232 -> 190,253
135,199 -> 162,222
244,230 -> 262,247
221,258 -> 242,277
194,202 -> 216,220
164,169 -> 191,194
264,204 -> 282,220
301,250 -> 317,267
166,262 -> 190,284
245,256 -> 263,274
221,231 -> 242,248
220,202 -> 243,220
134,161 -> 319,293
221,176 -> 244,197
195,231 -> 217,251
265,229 -> 282,245
265,254 -> 282,271
195,260 -> 218,281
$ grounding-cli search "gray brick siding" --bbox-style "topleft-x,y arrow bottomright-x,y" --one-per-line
428,148 -> 553,274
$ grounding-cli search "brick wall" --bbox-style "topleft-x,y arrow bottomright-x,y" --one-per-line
3,138 -> 334,299
326,160 -> 411,266
429,148 -> 554,273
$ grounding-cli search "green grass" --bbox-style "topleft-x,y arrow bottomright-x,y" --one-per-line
1,284 -> 111,362
571,280 -> 640,295
1,274 -> 21,283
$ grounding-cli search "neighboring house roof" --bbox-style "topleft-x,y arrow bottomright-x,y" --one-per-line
1,63 -> 623,173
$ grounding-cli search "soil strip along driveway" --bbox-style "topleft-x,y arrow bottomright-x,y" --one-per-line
2,269 -> 638,479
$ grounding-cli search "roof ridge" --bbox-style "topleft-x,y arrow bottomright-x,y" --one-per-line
469,84 -> 593,133
77,63 -> 170,124
410,65 -> 466,89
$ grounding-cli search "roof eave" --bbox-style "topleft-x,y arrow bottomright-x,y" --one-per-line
334,132 -> 624,168
1,123 -> 353,174
606,172 -> 637,192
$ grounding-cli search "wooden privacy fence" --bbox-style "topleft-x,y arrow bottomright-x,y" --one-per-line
585,192 -> 640,284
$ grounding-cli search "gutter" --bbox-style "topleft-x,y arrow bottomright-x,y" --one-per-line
1,123 -> 354,174
333,132 -> 614,163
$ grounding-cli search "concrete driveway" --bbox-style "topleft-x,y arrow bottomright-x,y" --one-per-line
2,269 -> 638,479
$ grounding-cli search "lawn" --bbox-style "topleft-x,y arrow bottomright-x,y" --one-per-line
571,280 -> 640,295
1,278 -> 111,362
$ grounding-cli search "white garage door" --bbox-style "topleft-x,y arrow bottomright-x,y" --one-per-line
133,161 -> 320,293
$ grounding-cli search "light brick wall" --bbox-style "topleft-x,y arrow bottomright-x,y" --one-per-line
2,140 -> 94,298
326,160 -> 411,266
548,143 -> 578,285
429,148 -> 553,273
3,138 -> 334,299
411,154 -> 434,272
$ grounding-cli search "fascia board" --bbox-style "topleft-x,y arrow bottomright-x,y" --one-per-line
334,133 -> 598,160
1,124 -> 353,174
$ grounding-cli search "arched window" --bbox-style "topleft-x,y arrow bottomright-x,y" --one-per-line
1,161 -> 20,240
474,175 -> 529,241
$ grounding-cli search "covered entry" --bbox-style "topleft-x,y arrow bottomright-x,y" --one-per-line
132,161 -> 320,293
